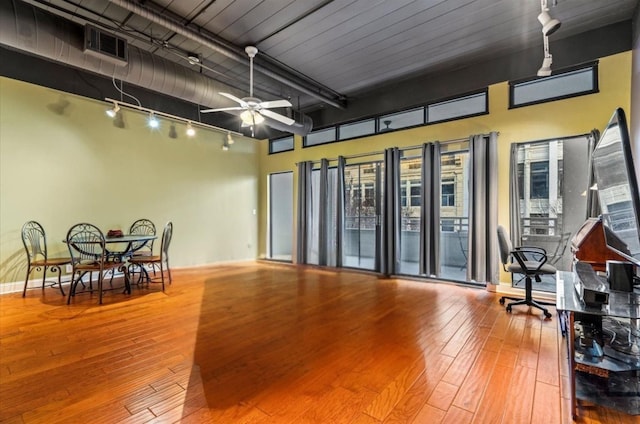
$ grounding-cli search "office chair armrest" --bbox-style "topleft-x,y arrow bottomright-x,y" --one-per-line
511,247 -> 549,272
513,246 -> 547,261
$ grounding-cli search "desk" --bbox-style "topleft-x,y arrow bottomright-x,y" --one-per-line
556,271 -> 640,417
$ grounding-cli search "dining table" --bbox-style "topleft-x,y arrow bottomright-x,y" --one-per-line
104,234 -> 157,261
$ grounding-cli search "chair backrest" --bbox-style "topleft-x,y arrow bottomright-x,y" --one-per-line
497,225 -> 513,266
66,223 -> 107,264
129,219 -> 156,253
22,221 -> 48,262
160,222 -> 173,259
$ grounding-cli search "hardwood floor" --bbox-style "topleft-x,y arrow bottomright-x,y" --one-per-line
0,262 -> 636,423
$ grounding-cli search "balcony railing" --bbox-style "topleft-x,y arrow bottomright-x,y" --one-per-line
345,215 -> 468,232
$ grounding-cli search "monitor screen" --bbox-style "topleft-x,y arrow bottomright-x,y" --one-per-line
592,108 -> 640,267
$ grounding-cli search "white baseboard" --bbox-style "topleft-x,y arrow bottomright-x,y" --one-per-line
2,269 -> 130,295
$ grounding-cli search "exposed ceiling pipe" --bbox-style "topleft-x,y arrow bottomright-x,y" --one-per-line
107,0 -> 346,110
0,0 -> 312,135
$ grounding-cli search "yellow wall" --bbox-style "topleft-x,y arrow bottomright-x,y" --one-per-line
0,77 -> 259,285
258,52 -> 633,284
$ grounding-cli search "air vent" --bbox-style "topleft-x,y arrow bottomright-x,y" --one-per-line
84,25 -> 128,66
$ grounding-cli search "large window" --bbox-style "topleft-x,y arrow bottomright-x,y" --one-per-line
512,136 -> 590,290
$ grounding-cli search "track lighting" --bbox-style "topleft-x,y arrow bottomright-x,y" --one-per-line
106,103 -> 120,118
148,112 -> 159,128
103,98 -> 243,141
537,55 -> 553,77
537,35 -> 553,77
538,0 -> 561,36
186,122 -> 196,137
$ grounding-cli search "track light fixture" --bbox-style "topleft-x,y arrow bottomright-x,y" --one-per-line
538,0 -> 561,36
106,103 -> 120,118
168,124 -> 178,139
537,35 -> 553,77
104,98 -> 243,142
186,122 -> 196,137
148,112 -> 160,128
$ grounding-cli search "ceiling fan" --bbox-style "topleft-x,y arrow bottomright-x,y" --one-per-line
201,46 -> 295,128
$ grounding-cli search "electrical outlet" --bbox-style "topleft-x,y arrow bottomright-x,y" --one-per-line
65,264 -> 73,273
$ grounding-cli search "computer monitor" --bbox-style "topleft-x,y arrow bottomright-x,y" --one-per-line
592,108 -> 640,268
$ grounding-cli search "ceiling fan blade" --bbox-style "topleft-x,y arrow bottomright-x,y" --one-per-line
259,99 -> 292,109
219,92 -> 248,107
260,109 -> 296,126
201,106 -> 244,113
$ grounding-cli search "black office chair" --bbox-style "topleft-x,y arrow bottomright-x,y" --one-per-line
497,225 -> 555,318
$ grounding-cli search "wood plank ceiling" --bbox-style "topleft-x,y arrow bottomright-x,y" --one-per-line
19,0 -> 639,116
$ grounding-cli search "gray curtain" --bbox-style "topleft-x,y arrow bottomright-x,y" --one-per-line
467,132 -> 499,284
509,143 -> 522,247
382,147 -> 401,276
586,129 -> 601,218
419,142 -> 441,276
318,159 -> 329,266
336,156 -> 346,268
296,161 -> 313,264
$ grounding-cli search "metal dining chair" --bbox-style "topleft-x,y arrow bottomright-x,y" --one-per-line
66,223 -> 130,304
128,219 -> 156,257
128,222 -> 173,291
21,221 -> 71,297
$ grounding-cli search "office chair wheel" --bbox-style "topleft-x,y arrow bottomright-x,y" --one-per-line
544,311 -> 552,319
499,298 -> 505,305
506,305 -> 512,313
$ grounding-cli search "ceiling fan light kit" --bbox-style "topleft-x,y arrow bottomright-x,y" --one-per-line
201,46 -> 295,131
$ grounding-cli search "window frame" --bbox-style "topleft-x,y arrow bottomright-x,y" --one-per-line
509,61 -> 599,109
269,135 -> 294,154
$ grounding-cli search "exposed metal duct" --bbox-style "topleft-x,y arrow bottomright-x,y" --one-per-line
0,0 -> 313,135
107,0 -> 345,110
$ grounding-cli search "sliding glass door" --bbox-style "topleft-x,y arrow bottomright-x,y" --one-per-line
344,162 -> 382,271
439,149 -> 469,281
268,171 -> 293,261
399,156 -> 422,275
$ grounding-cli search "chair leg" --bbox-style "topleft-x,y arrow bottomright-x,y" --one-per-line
98,273 -> 103,305
41,268 -> 48,291
55,266 -> 65,296
67,272 -> 78,304
22,267 -> 32,297
160,263 -> 165,292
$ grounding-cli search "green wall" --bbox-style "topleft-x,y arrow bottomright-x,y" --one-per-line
257,52 -> 633,284
0,77 -> 260,286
